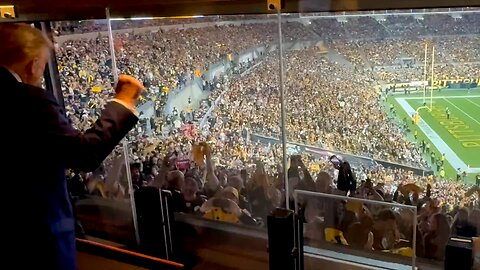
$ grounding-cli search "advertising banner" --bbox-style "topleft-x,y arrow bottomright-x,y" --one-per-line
431,77 -> 479,89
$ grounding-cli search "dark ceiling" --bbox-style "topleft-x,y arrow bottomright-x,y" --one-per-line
3,0 -> 480,22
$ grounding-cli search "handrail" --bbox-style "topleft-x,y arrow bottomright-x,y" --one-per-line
294,190 -> 418,270
299,9 -> 480,19
173,212 -> 443,269
250,133 -> 432,174
294,190 -> 417,209
76,238 -> 184,268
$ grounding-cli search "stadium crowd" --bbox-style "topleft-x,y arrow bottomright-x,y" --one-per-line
58,11 -> 480,262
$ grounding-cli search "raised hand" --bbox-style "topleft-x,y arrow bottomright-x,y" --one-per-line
114,75 -> 145,109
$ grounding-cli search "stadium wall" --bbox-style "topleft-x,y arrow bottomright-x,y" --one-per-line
138,101 -> 155,119
163,78 -> 208,115
54,19 -> 311,45
54,17 -> 480,46
250,133 -> 433,176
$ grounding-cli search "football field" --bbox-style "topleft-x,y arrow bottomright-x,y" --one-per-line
390,90 -> 480,183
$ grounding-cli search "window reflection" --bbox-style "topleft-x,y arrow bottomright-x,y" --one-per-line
286,10 -> 480,264
53,10 -> 480,263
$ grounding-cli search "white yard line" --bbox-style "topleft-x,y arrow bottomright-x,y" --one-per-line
402,95 -> 480,100
396,98 -> 480,173
443,98 -> 480,126
465,98 -> 480,110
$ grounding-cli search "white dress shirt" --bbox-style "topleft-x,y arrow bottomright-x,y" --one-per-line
5,67 -> 22,83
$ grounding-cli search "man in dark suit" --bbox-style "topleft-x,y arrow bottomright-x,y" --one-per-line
0,23 -> 144,269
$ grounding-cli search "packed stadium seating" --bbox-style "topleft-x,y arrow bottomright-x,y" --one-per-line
59,11 -> 480,263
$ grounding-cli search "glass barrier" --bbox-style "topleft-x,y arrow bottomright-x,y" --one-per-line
283,8 -> 480,269
101,12 -> 284,268
50,5 -> 480,269
295,190 -> 417,270
53,18 -> 138,246
105,11 -> 283,219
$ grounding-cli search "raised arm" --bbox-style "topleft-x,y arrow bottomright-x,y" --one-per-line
203,143 -> 220,191
38,75 -> 143,171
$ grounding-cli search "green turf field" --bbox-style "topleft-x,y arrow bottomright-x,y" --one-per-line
389,89 -> 480,183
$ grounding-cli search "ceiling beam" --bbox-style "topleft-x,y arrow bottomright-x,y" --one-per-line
2,0 -> 480,22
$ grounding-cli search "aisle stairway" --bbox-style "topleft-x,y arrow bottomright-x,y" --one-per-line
324,50 -> 355,70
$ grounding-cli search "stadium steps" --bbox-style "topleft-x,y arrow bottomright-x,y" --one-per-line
377,20 -> 394,38
325,51 -> 355,70
435,43 -> 455,65
342,27 -> 373,70
352,40 -> 373,70
307,26 -> 322,40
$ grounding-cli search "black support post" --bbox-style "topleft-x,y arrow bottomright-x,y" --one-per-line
445,237 -> 473,270
267,208 -> 303,270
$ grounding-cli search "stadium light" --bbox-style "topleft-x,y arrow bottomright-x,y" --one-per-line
110,15 -> 205,21
110,17 -> 154,21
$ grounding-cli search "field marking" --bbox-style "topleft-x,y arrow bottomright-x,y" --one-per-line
465,98 -> 480,109
396,98 -> 480,173
443,98 -> 480,126
402,95 -> 480,100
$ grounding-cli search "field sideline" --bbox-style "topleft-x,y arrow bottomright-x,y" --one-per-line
388,89 -> 480,184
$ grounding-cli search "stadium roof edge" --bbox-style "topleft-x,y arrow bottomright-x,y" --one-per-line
3,0 -> 480,22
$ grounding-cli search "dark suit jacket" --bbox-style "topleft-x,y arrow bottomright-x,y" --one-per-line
1,67 -> 138,269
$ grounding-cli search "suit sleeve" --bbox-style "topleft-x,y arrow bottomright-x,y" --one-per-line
39,92 -> 138,171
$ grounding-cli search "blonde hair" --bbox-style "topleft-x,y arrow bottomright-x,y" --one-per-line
0,23 -> 53,67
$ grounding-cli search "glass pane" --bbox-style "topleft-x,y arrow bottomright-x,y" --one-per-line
51,20 -> 108,34
282,8 -> 480,269
108,13 -> 283,267
296,190 -> 417,270
53,19 -> 138,246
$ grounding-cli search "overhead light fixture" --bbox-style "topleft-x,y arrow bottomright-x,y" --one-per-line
0,5 -> 15,19
110,17 -> 154,21
110,15 -> 205,21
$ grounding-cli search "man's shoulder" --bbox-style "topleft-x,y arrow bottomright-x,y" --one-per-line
4,82 -> 62,124
8,81 -> 56,103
